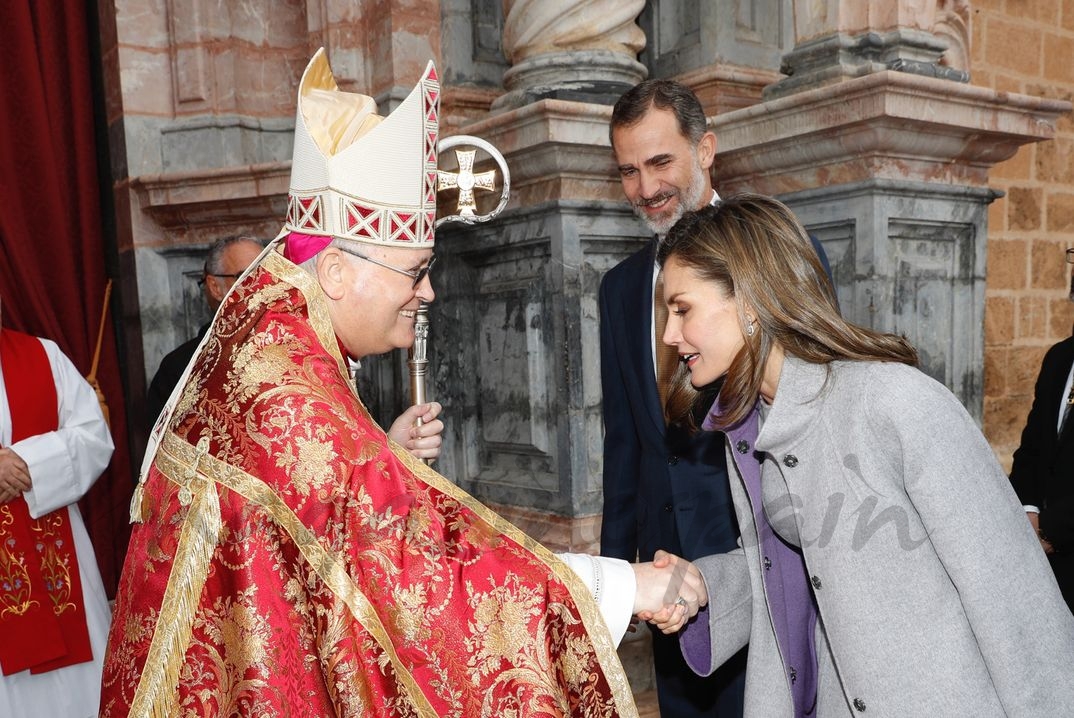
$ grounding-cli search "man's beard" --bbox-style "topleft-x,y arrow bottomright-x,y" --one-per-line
634,160 -> 707,236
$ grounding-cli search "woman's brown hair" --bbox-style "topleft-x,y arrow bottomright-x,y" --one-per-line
657,193 -> 918,430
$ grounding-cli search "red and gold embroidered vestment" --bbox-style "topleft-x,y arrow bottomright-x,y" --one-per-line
100,250 -> 636,717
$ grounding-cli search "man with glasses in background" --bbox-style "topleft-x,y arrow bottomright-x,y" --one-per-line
145,235 -> 263,427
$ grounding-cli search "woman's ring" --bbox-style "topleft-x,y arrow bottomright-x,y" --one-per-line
675,596 -> 688,609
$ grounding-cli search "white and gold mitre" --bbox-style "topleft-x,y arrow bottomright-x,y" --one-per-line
285,48 -> 439,248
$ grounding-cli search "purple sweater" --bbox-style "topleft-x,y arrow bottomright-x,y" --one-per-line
681,405 -> 819,717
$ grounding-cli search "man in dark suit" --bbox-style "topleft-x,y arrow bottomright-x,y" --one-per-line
146,235 -> 264,427
598,80 -> 832,716
1010,332 -> 1074,612
598,79 -> 745,718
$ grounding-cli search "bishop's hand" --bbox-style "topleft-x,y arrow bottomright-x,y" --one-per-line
388,402 -> 444,461
632,549 -> 708,634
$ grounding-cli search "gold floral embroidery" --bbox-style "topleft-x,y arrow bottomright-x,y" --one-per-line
30,512 -> 76,615
0,506 -> 36,617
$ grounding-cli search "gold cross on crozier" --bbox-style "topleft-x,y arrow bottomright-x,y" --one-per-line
437,149 -> 496,217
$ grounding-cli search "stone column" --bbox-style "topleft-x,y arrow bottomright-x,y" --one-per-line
415,2 -> 651,554
492,0 -> 647,109
712,0 -> 1068,420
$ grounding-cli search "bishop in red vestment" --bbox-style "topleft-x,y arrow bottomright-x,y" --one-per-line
100,49 -> 707,718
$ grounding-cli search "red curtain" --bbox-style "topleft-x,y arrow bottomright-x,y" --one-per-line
0,1 -> 132,596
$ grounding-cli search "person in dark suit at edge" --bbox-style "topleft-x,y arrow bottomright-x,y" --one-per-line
597,79 -> 831,717
1009,247 -> 1074,613
145,235 -> 264,428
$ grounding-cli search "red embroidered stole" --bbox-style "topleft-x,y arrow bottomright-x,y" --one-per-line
0,329 -> 92,675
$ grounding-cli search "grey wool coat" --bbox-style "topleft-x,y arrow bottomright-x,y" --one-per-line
682,357 -> 1074,717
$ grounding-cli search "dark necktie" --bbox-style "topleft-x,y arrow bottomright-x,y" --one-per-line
1061,382 -> 1074,436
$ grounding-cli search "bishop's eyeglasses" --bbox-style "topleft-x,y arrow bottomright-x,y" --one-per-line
339,247 -> 436,288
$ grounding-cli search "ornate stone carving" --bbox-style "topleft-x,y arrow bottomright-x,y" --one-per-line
502,0 -> 646,63
933,0 -> 970,73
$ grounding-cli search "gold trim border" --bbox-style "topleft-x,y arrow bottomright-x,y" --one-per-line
155,432 -> 440,717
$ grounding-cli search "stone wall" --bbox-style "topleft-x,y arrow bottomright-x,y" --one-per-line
973,1 -> 1074,467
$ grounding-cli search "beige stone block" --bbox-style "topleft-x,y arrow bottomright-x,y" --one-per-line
118,46 -> 173,115
1049,297 -> 1074,336
229,0 -> 306,46
1008,186 -> 1042,231
991,145 -> 1032,181
231,52 -> 305,116
1017,296 -> 1048,338
983,396 -> 1030,465
1029,0 -> 1061,24
1065,1 -> 1074,32
983,343 -> 1008,397
1036,136 -> 1074,184
115,0 -> 170,48
1030,239 -> 1067,289
985,17 -> 1042,76
1046,192 -> 1074,232
987,238 -> 1027,290
1043,33 -> 1074,83
1009,343 -> 1048,394
985,295 -> 1015,344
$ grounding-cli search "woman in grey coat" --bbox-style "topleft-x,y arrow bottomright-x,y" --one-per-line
644,195 -> 1074,717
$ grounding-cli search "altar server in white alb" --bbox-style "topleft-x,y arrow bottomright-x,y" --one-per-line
0,295 -> 114,718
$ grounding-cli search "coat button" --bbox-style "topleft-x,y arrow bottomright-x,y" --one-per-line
853,698 -> 866,712
663,503 -> 674,513
735,439 -> 749,454
810,575 -> 822,590
763,556 -> 772,571
667,455 -> 679,466
783,454 -> 799,468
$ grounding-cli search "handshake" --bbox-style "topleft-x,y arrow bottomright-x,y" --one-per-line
631,550 -> 708,634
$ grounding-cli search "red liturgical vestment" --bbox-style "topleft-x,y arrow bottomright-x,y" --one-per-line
100,249 -> 636,717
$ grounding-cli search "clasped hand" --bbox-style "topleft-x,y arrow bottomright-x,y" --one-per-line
632,549 -> 708,634
0,447 -> 31,505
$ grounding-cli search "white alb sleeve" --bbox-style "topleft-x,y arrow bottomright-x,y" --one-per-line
556,552 -> 636,647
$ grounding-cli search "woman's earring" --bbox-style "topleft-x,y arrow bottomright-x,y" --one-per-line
746,321 -> 756,337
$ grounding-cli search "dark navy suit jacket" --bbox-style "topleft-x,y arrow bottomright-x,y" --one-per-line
598,242 -> 737,563
1010,334 -> 1074,610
